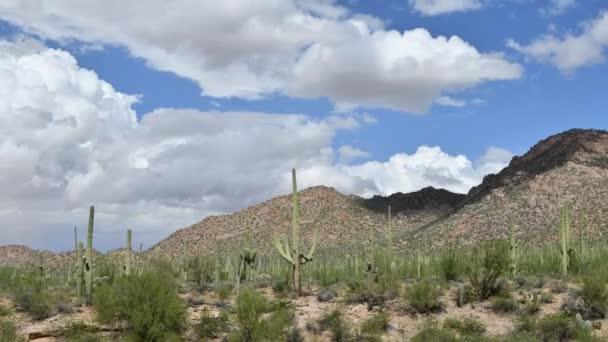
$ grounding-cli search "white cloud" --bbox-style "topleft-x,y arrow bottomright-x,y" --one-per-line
0,39 -> 511,251
435,96 -> 467,107
0,0 -> 521,113
540,0 -> 576,16
409,0 -> 483,16
291,28 -> 523,113
338,145 -> 371,163
508,11 -> 608,73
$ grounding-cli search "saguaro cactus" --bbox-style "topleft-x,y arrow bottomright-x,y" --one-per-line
509,221 -> 518,278
84,206 -> 94,305
560,206 -> 571,278
273,168 -> 319,295
76,241 -> 83,302
125,229 -> 132,276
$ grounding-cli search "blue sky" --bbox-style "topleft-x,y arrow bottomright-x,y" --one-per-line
0,0 -> 606,251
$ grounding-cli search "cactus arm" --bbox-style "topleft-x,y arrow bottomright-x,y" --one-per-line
273,236 -> 295,264
304,224 -> 319,261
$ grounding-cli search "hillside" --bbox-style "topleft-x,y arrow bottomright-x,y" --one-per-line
149,186 -> 461,258
408,128 -> 608,249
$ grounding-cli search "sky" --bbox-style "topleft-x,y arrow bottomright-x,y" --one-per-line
0,0 -> 606,252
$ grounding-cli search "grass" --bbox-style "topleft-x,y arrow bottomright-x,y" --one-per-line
490,296 -> 519,314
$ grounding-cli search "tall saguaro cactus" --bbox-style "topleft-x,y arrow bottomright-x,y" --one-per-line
560,206 -> 571,279
76,241 -> 83,302
273,168 -> 319,295
84,206 -> 94,305
509,221 -> 518,278
125,229 -> 132,276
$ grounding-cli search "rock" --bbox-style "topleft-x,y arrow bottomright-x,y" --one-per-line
317,287 -> 336,302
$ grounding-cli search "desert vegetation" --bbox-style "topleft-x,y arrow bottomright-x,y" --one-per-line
1,169 -> 608,341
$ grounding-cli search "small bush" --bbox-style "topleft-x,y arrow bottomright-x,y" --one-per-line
465,240 -> 509,300
0,319 -> 20,342
94,271 -> 185,341
230,287 -> 292,341
502,331 -> 542,342
0,306 -> 9,317
405,280 -> 443,314
443,317 -> 486,337
535,313 -> 577,341
196,308 -> 229,339
580,277 -> 608,319
360,311 -> 390,336
490,296 -> 518,314
549,280 -> 567,293
411,321 -> 457,342
13,285 -> 52,320
318,309 -> 351,342
215,284 -> 232,303
272,279 -> 289,296
438,246 -> 462,282
63,321 -> 102,342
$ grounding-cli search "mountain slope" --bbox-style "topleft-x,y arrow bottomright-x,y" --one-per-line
407,129 -> 608,249
150,186 -> 459,258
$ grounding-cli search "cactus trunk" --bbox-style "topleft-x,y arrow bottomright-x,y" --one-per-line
84,206 -> 94,305
76,240 -> 83,302
560,206 -> 570,279
509,221 -> 517,278
125,229 -> 132,276
273,169 -> 319,296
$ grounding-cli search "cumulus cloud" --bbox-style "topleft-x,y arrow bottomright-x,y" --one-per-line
0,0 -> 520,113
409,0 -> 483,16
540,0 -> 577,16
508,11 -> 608,73
0,39 -> 511,251
291,28 -> 522,113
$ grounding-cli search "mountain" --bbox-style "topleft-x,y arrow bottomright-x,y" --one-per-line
0,245 -> 76,268
3,128 -> 607,264
407,128 -> 608,249
149,186 -> 460,258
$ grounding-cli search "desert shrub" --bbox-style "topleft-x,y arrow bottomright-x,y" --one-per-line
535,313 -> 577,341
443,317 -> 486,337
360,311 -> 390,337
539,292 -> 553,304
94,270 -> 185,341
196,308 -> 229,340
580,276 -> 608,319
215,284 -> 232,303
0,306 -> 9,317
411,321 -> 457,342
229,287 -> 292,341
438,246 -> 462,282
548,280 -> 567,293
317,287 -> 337,302
285,327 -> 305,342
317,309 -> 351,342
501,331 -> 542,342
0,319 -> 20,342
271,279 -> 289,296
63,321 -> 103,342
490,296 -> 518,314
465,240 -> 509,300
12,278 -> 53,320
405,280 -> 443,314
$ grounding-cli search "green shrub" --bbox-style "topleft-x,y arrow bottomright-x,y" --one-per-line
94,271 -> 185,342
360,311 -> 390,336
438,246 -> 462,282
405,280 -> 443,314
501,331 -> 541,342
490,296 -> 518,314
215,284 -> 232,303
0,319 -> 20,342
13,283 -> 52,320
63,321 -> 103,342
465,240 -> 509,300
0,306 -> 9,317
535,313 -> 577,342
580,276 -> 608,319
318,309 -> 351,342
411,321 -> 457,342
196,308 -> 229,340
229,287 -> 292,341
443,317 -> 486,337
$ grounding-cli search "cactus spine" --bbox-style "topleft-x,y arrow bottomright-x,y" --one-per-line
84,206 -> 94,305
273,168 -> 319,295
560,206 -> 571,279
509,220 -> 518,278
125,229 -> 132,276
